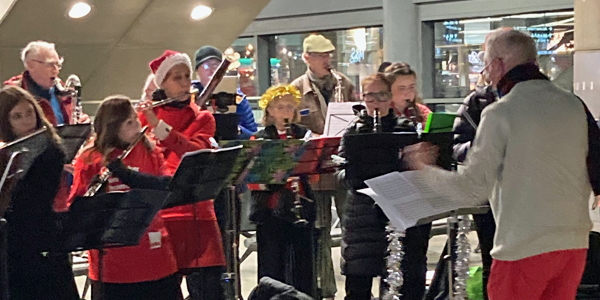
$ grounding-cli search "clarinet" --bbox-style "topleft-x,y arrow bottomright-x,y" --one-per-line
373,108 -> 382,133
83,126 -> 148,197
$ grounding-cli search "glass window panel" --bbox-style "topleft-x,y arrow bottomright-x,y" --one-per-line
433,11 -> 575,98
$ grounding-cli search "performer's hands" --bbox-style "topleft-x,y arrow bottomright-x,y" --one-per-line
63,164 -> 75,174
139,99 -> 160,128
403,142 -> 439,170
77,113 -> 91,124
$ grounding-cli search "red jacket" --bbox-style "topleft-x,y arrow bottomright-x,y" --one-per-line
4,71 -> 72,126
139,102 -> 216,221
69,144 -> 178,283
139,102 -> 225,269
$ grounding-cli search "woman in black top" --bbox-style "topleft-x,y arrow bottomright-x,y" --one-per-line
0,86 -> 78,300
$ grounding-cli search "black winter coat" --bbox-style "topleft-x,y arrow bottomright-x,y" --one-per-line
336,110 -> 409,276
452,85 -> 497,163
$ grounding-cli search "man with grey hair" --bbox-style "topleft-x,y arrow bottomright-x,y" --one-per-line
4,40 -> 88,125
404,29 -> 600,299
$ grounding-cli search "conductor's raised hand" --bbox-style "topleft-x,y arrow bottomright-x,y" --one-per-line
403,142 -> 439,170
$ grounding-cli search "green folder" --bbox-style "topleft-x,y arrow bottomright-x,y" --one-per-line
424,112 -> 458,133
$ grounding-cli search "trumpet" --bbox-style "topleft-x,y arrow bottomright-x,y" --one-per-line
53,75 -> 82,124
83,126 -> 149,197
135,88 -> 198,112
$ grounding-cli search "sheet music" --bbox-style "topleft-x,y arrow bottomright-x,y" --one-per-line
323,102 -> 357,137
359,171 -> 472,231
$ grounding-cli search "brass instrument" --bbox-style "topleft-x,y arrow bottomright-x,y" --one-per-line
135,88 -> 198,112
83,126 -> 149,197
53,75 -> 82,124
373,108 -> 381,133
197,55 -> 234,108
330,69 -> 344,103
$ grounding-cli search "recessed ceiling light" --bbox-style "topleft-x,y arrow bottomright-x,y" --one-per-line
68,2 -> 91,19
191,5 -> 212,21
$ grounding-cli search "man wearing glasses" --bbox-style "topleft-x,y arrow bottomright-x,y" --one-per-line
192,45 -> 257,139
4,40 -> 88,126
290,34 -> 358,300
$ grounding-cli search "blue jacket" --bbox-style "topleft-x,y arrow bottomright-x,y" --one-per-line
192,80 -> 258,139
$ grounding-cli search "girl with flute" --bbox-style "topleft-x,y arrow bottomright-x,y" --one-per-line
137,50 -> 225,300
248,84 -> 317,297
0,85 -> 78,300
69,96 -> 180,300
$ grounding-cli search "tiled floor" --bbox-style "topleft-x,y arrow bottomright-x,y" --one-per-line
74,230 -> 482,299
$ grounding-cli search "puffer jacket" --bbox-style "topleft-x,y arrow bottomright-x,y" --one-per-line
336,110 -> 409,276
452,85 -> 497,162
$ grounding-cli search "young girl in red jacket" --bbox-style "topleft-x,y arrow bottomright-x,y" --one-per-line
138,50 -> 225,300
69,96 -> 181,300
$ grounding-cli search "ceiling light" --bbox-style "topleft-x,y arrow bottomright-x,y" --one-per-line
68,2 -> 91,19
191,5 -> 212,20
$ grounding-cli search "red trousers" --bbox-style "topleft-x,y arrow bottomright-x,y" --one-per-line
488,249 -> 587,300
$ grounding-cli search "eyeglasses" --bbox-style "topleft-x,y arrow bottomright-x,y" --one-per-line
202,61 -> 220,70
308,52 -> 333,59
31,57 -> 64,70
362,92 -> 391,102
480,57 -> 501,75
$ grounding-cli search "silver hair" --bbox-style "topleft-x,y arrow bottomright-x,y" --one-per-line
20,41 -> 57,68
485,29 -> 538,68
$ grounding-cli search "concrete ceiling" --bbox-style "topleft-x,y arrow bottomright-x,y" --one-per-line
0,0 -> 271,102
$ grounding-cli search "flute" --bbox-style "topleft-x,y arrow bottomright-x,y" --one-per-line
135,88 -> 198,112
83,126 -> 149,197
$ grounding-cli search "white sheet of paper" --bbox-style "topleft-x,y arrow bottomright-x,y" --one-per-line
360,171 -> 472,230
323,102 -> 357,137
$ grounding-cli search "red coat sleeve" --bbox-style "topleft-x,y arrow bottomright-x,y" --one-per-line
160,110 -> 216,156
68,151 -> 101,206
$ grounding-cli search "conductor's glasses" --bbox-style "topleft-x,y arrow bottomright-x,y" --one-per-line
362,92 -> 391,102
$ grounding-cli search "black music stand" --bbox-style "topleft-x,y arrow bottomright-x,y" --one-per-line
55,124 -> 92,162
60,189 -> 168,300
218,139 -> 311,300
163,145 -> 242,209
214,114 -> 240,142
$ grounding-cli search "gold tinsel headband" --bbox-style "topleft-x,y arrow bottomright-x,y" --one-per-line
258,84 -> 302,110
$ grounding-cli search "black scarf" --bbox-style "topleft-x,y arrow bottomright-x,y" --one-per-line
496,63 -> 549,98
23,71 -> 52,100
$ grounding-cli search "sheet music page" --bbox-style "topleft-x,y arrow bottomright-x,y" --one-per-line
323,102 -> 357,137
361,171 -> 472,230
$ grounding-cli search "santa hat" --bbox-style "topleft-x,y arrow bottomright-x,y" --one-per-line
149,50 -> 192,87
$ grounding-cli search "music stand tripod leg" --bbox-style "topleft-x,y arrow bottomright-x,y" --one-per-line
222,185 -> 242,300
446,213 -> 458,300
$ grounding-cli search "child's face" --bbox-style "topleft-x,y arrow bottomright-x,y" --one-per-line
161,64 -> 192,100
267,95 -> 298,124
117,111 -> 142,144
362,81 -> 392,117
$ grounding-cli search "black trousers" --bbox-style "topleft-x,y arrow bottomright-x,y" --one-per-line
8,252 -> 79,300
91,273 -> 182,300
344,223 -> 432,300
425,209 -> 495,300
256,215 -> 317,298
